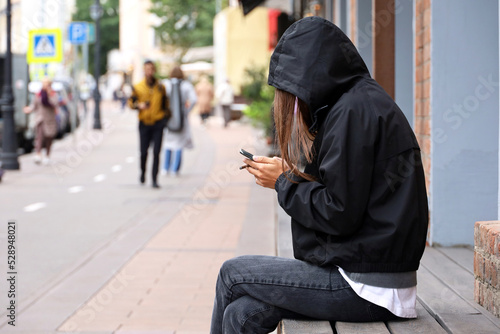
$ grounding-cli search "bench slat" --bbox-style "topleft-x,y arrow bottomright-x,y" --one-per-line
421,247 -> 474,301
279,319 -> 333,334
435,247 -> 474,274
335,321 -> 389,334
420,247 -> 500,331
387,301 -> 446,334
417,266 -> 500,333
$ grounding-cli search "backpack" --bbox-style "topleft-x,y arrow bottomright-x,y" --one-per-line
167,78 -> 184,132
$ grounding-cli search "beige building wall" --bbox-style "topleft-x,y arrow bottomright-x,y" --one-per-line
214,6 -> 271,95
0,0 -> 21,54
0,0 -> 74,54
119,0 -> 166,84
0,0 -> 75,79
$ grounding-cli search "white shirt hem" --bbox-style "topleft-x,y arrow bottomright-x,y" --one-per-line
338,267 -> 417,319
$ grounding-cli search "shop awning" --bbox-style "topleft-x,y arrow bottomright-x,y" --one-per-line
239,0 -> 267,15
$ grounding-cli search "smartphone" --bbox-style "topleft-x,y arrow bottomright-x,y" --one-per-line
240,148 -> 254,161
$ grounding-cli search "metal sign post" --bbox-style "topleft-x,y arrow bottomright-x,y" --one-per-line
1,0 -> 20,170
68,22 -> 90,138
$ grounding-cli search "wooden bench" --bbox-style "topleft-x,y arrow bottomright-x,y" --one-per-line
276,205 -> 500,333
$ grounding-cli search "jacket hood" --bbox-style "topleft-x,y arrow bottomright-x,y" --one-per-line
268,16 -> 370,130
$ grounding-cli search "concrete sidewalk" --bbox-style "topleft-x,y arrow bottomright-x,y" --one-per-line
0,103 -> 276,333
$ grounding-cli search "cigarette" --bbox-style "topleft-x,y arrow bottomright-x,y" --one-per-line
239,165 -> 250,170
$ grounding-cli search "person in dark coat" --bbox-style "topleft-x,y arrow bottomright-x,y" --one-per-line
24,78 -> 59,165
210,17 -> 429,334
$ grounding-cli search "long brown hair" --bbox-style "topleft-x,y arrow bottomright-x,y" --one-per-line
170,65 -> 184,79
274,89 -> 316,182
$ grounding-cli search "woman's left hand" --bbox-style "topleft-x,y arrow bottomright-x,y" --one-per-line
244,156 -> 287,189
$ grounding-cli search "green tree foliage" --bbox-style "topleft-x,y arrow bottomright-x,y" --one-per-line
149,0 -> 217,54
241,66 -> 275,136
72,0 -> 119,75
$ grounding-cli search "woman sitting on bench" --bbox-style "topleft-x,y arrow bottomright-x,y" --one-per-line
210,17 -> 429,334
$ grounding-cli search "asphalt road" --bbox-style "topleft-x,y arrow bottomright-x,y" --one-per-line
0,106 -> 216,331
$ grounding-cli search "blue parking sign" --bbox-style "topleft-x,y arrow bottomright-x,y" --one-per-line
68,22 -> 88,44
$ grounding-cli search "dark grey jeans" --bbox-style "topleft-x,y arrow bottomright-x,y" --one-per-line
210,255 -> 399,334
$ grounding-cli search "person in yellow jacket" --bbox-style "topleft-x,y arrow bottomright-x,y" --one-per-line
129,60 -> 170,188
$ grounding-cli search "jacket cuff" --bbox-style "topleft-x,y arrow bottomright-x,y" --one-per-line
274,173 -> 287,192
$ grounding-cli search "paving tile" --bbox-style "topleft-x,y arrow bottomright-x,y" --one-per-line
118,316 -> 181,327
115,331 -> 174,334
60,317 -> 121,332
178,316 -> 213,331
59,118 -> 270,333
116,324 -> 177,332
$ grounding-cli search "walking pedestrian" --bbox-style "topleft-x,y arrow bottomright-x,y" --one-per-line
128,60 -> 170,188
79,74 -> 93,121
195,76 -> 214,124
115,83 -> 128,112
216,78 -> 234,127
24,78 -> 59,165
161,66 -> 197,176
210,17 -> 429,334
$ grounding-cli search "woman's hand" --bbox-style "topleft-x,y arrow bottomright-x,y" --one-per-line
244,156 -> 288,189
23,106 -> 32,114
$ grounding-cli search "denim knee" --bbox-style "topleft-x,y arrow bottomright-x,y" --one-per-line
222,295 -> 276,334
217,257 -> 244,294
218,256 -> 255,284
218,257 -> 238,282
222,298 -> 244,333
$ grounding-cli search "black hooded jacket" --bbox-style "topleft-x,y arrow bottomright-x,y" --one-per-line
269,17 -> 428,273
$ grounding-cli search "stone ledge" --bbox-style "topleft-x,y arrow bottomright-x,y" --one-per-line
474,221 -> 500,317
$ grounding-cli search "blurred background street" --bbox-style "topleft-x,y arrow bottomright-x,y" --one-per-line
0,102 -> 276,333
1,0 -> 500,332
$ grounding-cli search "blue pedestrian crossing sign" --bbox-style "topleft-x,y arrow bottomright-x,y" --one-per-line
27,29 -> 63,64
34,35 -> 55,56
68,22 -> 88,44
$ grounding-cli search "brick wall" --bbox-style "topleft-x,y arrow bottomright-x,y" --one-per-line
414,0 -> 431,190
349,0 -> 357,43
414,0 -> 431,244
474,221 -> 500,317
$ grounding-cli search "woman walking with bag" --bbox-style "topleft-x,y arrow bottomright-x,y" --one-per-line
210,17 -> 429,334
24,78 -> 59,165
162,66 -> 197,176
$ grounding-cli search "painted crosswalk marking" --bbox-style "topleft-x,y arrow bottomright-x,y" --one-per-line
111,165 -> 122,172
24,202 -> 47,212
93,174 -> 106,183
68,186 -> 84,194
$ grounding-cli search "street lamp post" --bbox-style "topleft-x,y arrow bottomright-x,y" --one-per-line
0,0 -> 20,170
90,0 -> 103,129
